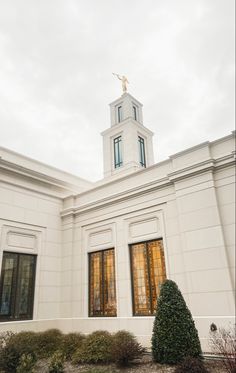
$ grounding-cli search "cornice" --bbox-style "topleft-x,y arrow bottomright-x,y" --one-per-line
167,159 -> 215,182
0,158 -> 81,197
109,92 -> 143,107
0,146 -> 91,184
101,117 -> 153,136
169,141 -> 209,159
61,153 -> 235,218
61,176 -> 172,218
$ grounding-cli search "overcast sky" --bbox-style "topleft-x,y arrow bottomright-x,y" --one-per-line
0,0 -> 235,181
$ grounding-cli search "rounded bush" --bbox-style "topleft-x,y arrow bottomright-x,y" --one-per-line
111,330 -> 145,366
61,332 -> 85,360
174,356 -> 209,373
72,330 -> 113,364
36,329 -> 63,358
0,331 -> 37,373
152,280 -> 202,364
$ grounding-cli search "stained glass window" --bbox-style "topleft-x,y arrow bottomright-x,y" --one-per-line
89,249 -> 116,317
130,240 -> 166,316
0,252 -> 36,321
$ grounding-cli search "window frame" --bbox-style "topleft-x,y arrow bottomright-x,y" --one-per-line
133,105 -> 138,121
0,251 -> 37,322
88,248 -> 117,317
138,136 -> 146,167
117,105 -> 122,123
129,239 -> 166,317
114,135 -> 123,168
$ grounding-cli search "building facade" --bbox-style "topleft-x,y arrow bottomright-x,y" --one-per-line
0,92 -> 235,351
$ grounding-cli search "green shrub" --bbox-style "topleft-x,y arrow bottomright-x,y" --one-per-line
61,332 -> 85,360
0,331 -> 37,373
152,279 -> 202,364
174,356 -> 209,373
0,329 -> 64,372
16,354 -> 36,373
72,331 -> 113,364
111,330 -> 145,366
48,351 -> 65,373
36,329 -> 63,358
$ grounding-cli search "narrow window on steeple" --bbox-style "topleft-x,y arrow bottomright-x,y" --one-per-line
114,136 -> 122,168
133,105 -> 137,121
138,136 -> 146,167
117,106 -> 122,123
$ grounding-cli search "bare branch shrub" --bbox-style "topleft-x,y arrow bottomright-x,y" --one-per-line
209,325 -> 236,373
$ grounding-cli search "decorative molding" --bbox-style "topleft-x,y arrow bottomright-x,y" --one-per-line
0,224 -> 43,254
129,217 -> 159,239
61,154 -> 235,218
7,231 -> 37,250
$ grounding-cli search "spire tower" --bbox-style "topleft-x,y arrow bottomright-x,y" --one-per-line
101,92 -> 154,178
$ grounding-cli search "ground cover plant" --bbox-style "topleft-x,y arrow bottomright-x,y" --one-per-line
152,279 -> 202,364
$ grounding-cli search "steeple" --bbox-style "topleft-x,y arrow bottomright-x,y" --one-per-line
101,92 -> 154,178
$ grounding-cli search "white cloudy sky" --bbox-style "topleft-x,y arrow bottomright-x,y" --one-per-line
0,0 -> 234,181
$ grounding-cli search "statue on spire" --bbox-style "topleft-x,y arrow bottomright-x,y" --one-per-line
112,73 -> 129,93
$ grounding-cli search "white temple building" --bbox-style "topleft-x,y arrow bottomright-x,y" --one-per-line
0,91 -> 235,351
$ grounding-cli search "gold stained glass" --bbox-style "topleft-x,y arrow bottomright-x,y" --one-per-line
90,252 -> 102,316
89,249 -> 116,317
130,240 -> 166,316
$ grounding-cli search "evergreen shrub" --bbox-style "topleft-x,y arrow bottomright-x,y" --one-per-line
72,331 -> 113,364
111,330 -> 145,366
152,279 -> 202,364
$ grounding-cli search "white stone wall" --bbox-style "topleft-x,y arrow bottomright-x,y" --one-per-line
0,147 -> 93,333
0,133 -> 235,353
0,182 -> 62,321
61,132 -> 235,350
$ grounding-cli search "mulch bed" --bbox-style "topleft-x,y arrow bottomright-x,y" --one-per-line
34,354 -> 228,373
